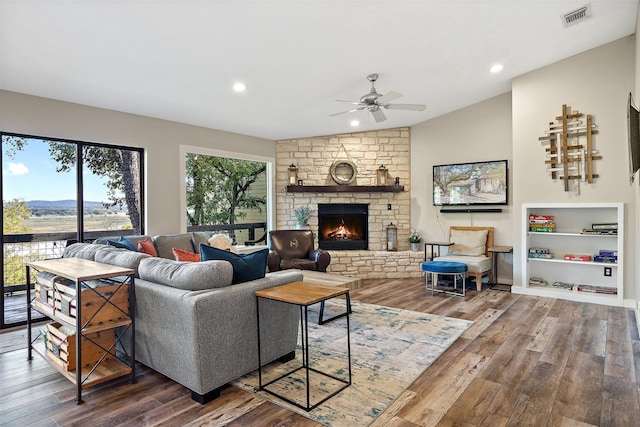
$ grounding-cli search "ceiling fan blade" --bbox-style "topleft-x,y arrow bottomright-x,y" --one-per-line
371,108 -> 386,122
376,91 -> 402,105
385,103 -> 427,111
329,106 -> 366,117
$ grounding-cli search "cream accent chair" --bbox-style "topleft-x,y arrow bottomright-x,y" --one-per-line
433,226 -> 494,291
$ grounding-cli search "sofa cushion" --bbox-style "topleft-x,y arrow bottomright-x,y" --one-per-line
106,236 -> 137,251
154,233 -> 194,259
448,229 -> 488,256
191,231 -> 211,252
138,257 -> 233,290
94,246 -> 151,275
63,242 -> 113,260
173,247 -> 201,262
137,237 -> 158,257
200,244 -> 268,284
433,255 -> 491,273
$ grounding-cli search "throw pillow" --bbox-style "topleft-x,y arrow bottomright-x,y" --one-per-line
207,233 -> 237,253
200,244 -> 268,284
448,229 -> 488,256
137,237 -> 158,257
173,247 -> 201,262
106,236 -> 137,251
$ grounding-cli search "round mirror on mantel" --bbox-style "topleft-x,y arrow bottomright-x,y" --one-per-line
330,160 -> 357,185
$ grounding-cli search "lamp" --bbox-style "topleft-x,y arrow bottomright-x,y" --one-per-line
287,164 -> 298,186
376,165 -> 388,186
386,222 -> 398,251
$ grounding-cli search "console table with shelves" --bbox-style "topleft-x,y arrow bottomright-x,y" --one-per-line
26,257 -> 136,403
516,202 -> 623,306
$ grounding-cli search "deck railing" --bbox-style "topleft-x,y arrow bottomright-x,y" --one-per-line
2,222 -> 267,295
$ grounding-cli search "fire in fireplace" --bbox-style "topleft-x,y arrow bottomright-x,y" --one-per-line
317,203 -> 368,250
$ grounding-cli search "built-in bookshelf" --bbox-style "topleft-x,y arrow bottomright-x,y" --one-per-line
515,203 -> 624,307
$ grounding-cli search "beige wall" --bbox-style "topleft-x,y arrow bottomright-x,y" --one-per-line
0,90 -> 275,236
411,93 -> 514,283
512,36 -> 637,302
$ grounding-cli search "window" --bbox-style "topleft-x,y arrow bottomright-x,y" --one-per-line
182,147 -> 272,245
1,132 -> 144,328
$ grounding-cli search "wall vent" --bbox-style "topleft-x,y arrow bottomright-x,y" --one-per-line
562,4 -> 592,28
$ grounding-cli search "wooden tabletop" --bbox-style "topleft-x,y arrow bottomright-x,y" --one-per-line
27,257 -> 135,282
256,281 -> 349,306
424,241 -> 454,246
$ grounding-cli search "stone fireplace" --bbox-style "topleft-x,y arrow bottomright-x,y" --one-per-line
317,203 -> 368,250
276,127 -> 422,279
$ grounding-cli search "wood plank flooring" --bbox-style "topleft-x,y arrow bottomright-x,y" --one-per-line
1,278 -> 639,426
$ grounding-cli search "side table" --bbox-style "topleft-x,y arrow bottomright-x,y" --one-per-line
488,246 -> 513,292
424,241 -> 454,261
255,281 -> 352,411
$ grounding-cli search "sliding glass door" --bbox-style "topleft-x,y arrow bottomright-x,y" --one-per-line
1,133 -> 144,328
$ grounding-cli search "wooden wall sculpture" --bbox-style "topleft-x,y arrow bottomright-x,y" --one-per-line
538,104 -> 600,192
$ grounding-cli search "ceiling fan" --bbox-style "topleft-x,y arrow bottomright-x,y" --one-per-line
330,73 -> 427,123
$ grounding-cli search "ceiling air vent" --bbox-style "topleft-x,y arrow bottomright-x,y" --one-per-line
562,4 -> 592,28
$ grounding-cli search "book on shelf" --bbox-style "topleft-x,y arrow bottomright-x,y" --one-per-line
530,227 -> 556,233
580,228 -> 617,235
551,282 -> 574,290
529,214 -> 554,221
591,223 -> 618,230
563,254 -> 592,262
598,249 -> 617,257
593,255 -> 617,263
529,222 -> 556,228
577,285 -> 617,294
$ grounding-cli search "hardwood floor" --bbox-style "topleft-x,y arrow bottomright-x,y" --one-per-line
1,278 -> 639,426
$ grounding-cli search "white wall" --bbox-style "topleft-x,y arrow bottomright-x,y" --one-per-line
512,36 -> 637,302
0,90 -> 275,235
411,93 -> 514,283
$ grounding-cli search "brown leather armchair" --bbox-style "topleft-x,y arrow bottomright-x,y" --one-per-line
267,230 -> 331,272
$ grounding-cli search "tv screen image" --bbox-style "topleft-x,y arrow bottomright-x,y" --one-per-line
433,159 -> 508,206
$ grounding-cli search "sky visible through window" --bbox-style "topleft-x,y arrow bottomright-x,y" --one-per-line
3,138 -> 111,202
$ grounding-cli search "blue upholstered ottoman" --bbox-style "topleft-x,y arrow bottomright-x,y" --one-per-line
421,261 -> 468,297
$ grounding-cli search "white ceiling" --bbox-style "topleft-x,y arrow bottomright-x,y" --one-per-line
0,1 -> 637,141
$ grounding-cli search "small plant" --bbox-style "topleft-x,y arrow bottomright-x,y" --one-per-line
408,229 -> 422,243
294,206 -> 315,225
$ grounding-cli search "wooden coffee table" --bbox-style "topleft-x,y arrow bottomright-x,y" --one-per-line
255,281 -> 352,411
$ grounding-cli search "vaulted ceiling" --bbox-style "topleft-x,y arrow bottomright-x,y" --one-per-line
1,1 -> 637,140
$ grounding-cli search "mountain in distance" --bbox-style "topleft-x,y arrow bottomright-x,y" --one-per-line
27,200 -> 107,210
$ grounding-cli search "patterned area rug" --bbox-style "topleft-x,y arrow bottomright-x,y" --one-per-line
232,301 -> 473,427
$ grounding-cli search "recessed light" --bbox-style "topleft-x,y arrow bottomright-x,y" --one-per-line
233,82 -> 247,93
350,120 -> 360,127
490,64 -> 503,74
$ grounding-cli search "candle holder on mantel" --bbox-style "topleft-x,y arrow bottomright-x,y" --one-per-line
376,165 -> 388,186
287,164 -> 298,186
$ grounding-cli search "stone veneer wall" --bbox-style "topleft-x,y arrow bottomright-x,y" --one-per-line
276,127 -> 423,279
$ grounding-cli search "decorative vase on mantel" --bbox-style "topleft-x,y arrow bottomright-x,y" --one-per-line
410,242 -> 420,252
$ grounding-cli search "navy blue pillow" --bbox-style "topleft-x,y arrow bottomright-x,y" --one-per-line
199,244 -> 268,284
107,236 -> 137,251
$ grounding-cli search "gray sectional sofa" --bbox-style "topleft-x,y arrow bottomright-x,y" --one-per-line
62,232 -> 302,403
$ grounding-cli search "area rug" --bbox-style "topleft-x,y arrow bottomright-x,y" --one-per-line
232,301 -> 473,427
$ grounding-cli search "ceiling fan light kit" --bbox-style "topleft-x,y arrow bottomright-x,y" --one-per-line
330,74 -> 426,123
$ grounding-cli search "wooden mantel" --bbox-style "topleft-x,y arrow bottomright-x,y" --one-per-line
286,185 -> 405,193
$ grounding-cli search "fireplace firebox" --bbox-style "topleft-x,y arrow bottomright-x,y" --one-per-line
318,203 -> 368,250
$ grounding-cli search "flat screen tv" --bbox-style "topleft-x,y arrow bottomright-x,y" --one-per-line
627,92 -> 640,183
433,159 -> 508,206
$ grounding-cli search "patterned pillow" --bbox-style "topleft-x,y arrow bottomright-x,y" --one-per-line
200,244 -> 268,284
172,247 -> 201,262
137,237 -> 158,257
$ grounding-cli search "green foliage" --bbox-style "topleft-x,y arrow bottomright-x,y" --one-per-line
294,206 -> 314,225
3,199 -> 32,286
186,154 -> 266,226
